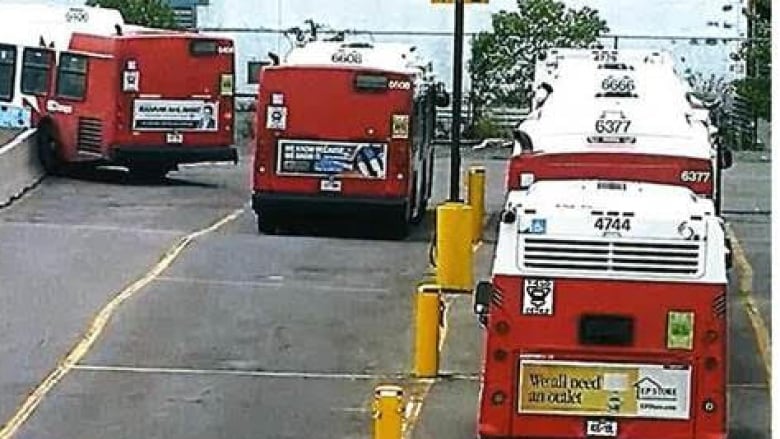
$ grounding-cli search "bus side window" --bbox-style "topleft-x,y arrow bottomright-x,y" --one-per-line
55,53 -> 88,101
21,48 -> 53,96
0,44 -> 17,101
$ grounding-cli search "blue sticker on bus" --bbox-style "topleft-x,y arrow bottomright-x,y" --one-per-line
529,218 -> 547,234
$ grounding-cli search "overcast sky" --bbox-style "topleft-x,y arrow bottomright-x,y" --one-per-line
16,0 -> 747,92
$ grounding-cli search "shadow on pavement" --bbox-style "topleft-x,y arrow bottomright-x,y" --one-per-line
55,164 -> 219,188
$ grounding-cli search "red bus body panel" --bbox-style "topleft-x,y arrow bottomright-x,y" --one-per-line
478,275 -> 727,439
253,66 -> 413,201
506,153 -> 714,197
42,32 -> 235,165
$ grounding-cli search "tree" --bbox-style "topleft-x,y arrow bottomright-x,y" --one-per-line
85,0 -> 178,29
469,0 -> 608,112
734,0 -> 771,120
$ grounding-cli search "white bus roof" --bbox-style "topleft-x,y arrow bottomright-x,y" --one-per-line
516,97 -> 714,159
284,41 -> 431,76
492,181 -> 726,283
0,4 -> 124,36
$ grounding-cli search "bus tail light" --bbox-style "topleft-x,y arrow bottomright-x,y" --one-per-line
492,349 -> 508,362
704,357 -> 718,370
495,321 -> 510,335
704,329 -> 719,343
490,391 -> 507,405
702,399 -> 716,413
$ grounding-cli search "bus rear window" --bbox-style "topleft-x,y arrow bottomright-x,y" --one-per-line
355,74 -> 388,91
56,53 -> 88,100
0,44 -> 16,101
190,40 -> 219,56
22,48 -> 53,96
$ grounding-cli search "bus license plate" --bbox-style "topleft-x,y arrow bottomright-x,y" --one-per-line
320,179 -> 342,192
586,419 -> 617,437
166,133 -> 183,143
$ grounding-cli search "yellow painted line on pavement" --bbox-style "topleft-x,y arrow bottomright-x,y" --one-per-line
0,208 -> 243,439
727,224 -> 771,385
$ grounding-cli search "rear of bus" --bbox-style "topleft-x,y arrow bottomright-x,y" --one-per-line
76,32 -> 236,170
252,65 -> 415,230
506,151 -> 716,197
476,181 -> 728,439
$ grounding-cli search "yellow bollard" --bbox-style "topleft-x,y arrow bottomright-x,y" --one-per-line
373,384 -> 404,439
467,166 -> 486,244
414,284 -> 441,377
436,202 -> 473,291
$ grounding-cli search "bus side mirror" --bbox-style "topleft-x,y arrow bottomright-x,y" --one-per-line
435,89 -> 450,108
721,148 -> 733,170
725,237 -> 733,270
513,129 -> 533,152
474,281 -> 492,326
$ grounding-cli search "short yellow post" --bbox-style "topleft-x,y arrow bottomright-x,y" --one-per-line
467,166 -> 486,244
414,284 -> 441,377
373,384 -> 404,439
436,202 -> 473,291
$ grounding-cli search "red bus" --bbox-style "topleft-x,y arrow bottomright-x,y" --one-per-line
513,49 -> 732,210
251,41 -> 448,237
0,5 -> 236,177
474,180 -> 729,439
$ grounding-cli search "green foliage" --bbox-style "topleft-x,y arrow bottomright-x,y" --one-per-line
469,0 -> 608,109
85,0 -> 178,29
467,116 -> 505,140
733,0 -> 771,120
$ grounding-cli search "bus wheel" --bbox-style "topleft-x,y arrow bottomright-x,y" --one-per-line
389,204 -> 410,239
128,165 -> 170,181
410,177 -> 428,225
36,128 -> 61,175
257,215 -> 277,235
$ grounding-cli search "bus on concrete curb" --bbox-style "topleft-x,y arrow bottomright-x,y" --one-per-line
474,179 -> 729,439
0,4 -> 237,178
251,40 -> 449,237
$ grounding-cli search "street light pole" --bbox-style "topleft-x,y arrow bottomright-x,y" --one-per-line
449,0 -> 465,202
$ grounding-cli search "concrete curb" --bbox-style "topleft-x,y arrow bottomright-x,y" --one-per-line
0,129 -> 44,208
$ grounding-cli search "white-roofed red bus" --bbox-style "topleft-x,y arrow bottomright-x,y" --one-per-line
514,48 -> 732,212
0,4 -> 237,178
474,179 -> 729,439
251,41 -> 449,237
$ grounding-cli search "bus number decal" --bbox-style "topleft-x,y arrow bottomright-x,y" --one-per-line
331,50 -> 363,64
601,75 -> 636,92
594,119 -> 631,134
388,80 -> 411,90
680,170 -> 710,183
522,278 -> 554,316
592,50 -> 617,62
593,216 -> 631,232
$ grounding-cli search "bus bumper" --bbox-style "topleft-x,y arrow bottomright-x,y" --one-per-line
252,192 -> 407,217
111,146 -> 238,166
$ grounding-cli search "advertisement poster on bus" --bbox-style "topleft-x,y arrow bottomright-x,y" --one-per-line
132,99 -> 218,131
277,140 -> 387,179
517,360 -> 691,419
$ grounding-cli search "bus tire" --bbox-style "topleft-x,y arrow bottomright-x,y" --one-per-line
410,177 -> 427,225
128,165 -> 170,181
257,214 -> 277,235
389,204 -> 410,239
36,127 -> 61,175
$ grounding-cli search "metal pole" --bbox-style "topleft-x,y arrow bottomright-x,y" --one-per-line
449,0 -> 464,202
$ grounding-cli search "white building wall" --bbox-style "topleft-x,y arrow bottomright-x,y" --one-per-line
5,0 -> 746,95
